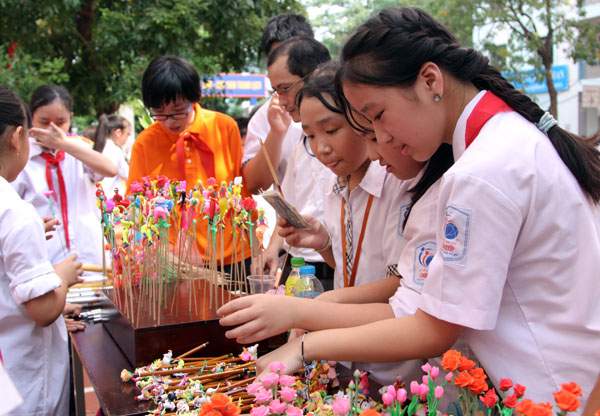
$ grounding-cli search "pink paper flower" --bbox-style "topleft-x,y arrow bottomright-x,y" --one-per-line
397,388 -> 407,403
445,372 -> 454,382
260,372 -> 279,389
382,392 -> 395,407
254,388 -> 273,404
418,383 -> 429,396
421,363 -> 432,374
268,361 -> 287,374
269,399 -> 287,414
279,386 -> 297,403
278,375 -> 296,387
250,405 -> 269,416
422,375 -> 429,385
286,406 -> 303,416
246,382 -> 262,395
332,396 -> 350,416
410,381 -> 420,395
240,351 -> 252,362
434,386 -> 444,399
430,366 -> 440,379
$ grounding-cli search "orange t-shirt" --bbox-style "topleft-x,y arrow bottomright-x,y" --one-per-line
127,103 -> 250,264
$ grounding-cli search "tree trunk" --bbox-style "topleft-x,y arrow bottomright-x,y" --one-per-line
541,0 -> 558,118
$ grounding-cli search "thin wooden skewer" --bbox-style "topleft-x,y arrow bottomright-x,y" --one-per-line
175,341 -> 209,360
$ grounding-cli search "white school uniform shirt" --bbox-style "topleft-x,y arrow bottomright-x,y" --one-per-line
101,139 -> 129,195
323,163 -> 420,385
281,129 -> 335,262
323,161 -> 412,289
0,176 -> 69,415
243,97 -> 298,182
419,90 -> 600,409
12,139 -> 105,266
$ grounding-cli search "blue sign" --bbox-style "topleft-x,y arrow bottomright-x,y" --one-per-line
202,73 -> 268,98
503,65 -> 569,95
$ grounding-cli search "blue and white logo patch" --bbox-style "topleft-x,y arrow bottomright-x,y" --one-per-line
397,203 -> 411,237
413,240 -> 436,285
441,205 -> 470,262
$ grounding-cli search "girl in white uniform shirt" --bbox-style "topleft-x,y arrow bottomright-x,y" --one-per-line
95,114 -> 131,195
12,85 -> 117,266
223,7 -> 600,409
218,63 -> 456,385
0,86 -> 83,415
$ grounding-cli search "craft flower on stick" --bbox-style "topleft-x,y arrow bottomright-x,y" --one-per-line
199,393 -> 241,416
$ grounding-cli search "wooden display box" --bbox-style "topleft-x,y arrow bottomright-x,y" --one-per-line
103,279 -> 243,367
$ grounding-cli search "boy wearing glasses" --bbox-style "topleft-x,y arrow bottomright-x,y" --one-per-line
127,55 -> 248,269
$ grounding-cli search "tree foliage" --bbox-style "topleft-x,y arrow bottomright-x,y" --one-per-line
0,0 -> 304,115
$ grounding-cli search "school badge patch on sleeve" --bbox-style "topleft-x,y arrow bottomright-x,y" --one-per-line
441,205 -> 471,263
413,241 -> 436,285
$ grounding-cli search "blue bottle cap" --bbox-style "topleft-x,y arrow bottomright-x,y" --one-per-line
299,265 -> 316,276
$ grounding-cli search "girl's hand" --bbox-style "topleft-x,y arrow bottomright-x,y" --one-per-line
54,254 -> 84,287
30,122 -> 68,151
278,216 -> 329,250
42,217 -> 59,240
256,338 -> 303,376
217,294 -> 297,344
65,317 -> 86,333
267,94 -> 292,137
63,302 -> 82,316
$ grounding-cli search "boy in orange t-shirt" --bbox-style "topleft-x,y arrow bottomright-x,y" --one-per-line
128,55 -> 250,268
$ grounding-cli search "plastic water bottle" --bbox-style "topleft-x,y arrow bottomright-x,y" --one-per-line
292,265 -> 324,298
284,257 -> 305,296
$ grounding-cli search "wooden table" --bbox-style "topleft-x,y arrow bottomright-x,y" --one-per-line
70,322 -> 151,416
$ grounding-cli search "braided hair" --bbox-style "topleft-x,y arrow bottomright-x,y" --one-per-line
338,7 -> 600,203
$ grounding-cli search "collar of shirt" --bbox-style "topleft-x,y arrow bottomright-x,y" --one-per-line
451,89 -> 487,161
329,161 -> 386,198
28,139 -> 45,158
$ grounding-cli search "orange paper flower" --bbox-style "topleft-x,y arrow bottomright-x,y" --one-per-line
560,382 -> 582,398
515,398 -> 534,415
359,409 -> 381,416
468,377 -> 489,395
553,389 -> 580,412
441,350 -> 462,372
530,402 -> 553,416
454,371 -> 474,388
199,393 -> 241,416
458,357 -> 476,371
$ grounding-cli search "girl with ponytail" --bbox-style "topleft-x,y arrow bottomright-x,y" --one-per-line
240,7 -> 600,408
94,113 -> 131,194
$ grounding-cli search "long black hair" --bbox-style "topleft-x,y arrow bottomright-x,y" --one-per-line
303,62 -> 453,229
337,7 -> 600,203
30,85 -> 73,115
0,86 -> 29,139
93,114 -> 129,152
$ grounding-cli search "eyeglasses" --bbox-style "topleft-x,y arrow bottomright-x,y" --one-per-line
270,76 -> 306,96
149,104 -> 193,121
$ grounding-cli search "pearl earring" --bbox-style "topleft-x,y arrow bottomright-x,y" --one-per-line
433,94 -> 442,102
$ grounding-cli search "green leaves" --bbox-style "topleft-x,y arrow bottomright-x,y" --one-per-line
0,0 -> 304,116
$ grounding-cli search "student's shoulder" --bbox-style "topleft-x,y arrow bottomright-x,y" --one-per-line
0,181 -> 39,226
201,108 -> 238,129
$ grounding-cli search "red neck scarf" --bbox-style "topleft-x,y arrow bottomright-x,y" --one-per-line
176,132 -> 215,181
40,151 -> 70,249
465,91 -> 511,148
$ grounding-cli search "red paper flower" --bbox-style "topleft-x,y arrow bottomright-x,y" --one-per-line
480,389 -> 498,408
514,384 -> 527,398
499,378 -> 513,391
503,394 -> 518,409
241,197 -> 257,211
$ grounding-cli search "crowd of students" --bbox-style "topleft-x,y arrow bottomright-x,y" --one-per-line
0,6 -> 599,416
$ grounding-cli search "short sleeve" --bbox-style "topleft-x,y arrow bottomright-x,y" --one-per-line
1,203 -> 61,304
243,101 -> 270,164
382,201 -> 406,278
419,172 -> 523,330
